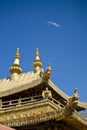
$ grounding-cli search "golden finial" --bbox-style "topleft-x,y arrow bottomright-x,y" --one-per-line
43,64 -> 51,80
33,48 -> 42,72
9,48 -> 22,75
15,48 -> 20,59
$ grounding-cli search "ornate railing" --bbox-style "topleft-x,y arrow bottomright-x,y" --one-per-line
0,95 -> 65,127
0,95 -> 42,108
0,95 -> 64,109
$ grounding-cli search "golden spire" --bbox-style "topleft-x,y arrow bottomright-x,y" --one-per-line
9,48 -> 22,75
43,64 -> 51,80
33,48 -> 42,72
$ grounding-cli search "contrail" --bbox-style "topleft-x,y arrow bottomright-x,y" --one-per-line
48,21 -> 60,28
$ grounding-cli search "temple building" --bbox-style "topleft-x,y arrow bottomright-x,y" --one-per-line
0,48 -> 87,130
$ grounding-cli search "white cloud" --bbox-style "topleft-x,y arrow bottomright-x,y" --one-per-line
48,21 -> 60,28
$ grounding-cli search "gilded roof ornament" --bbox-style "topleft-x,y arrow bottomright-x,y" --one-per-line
33,48 -> 42,72
42,87 -> 52,99
73,88 -> 79,100
43,64 -> 51,80
9,48 -> 22,75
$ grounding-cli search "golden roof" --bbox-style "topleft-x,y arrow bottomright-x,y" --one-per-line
0,48 -> 87,129
0,71 -> 42,98
0,48 -> 87,110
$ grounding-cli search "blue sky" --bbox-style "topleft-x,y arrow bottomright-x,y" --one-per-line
0,0 -> 87,101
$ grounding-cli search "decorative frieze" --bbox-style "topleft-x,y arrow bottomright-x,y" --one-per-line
0,99 -> 64,127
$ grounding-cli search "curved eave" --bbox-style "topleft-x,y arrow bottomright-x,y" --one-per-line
59,110 -> 87,130
47,80 -> 87,110
77,101 -> 87,110
72,110 -> 87,126
64,110 -> 87,129
48,80 -> 69,100
0,78 -> 42,98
